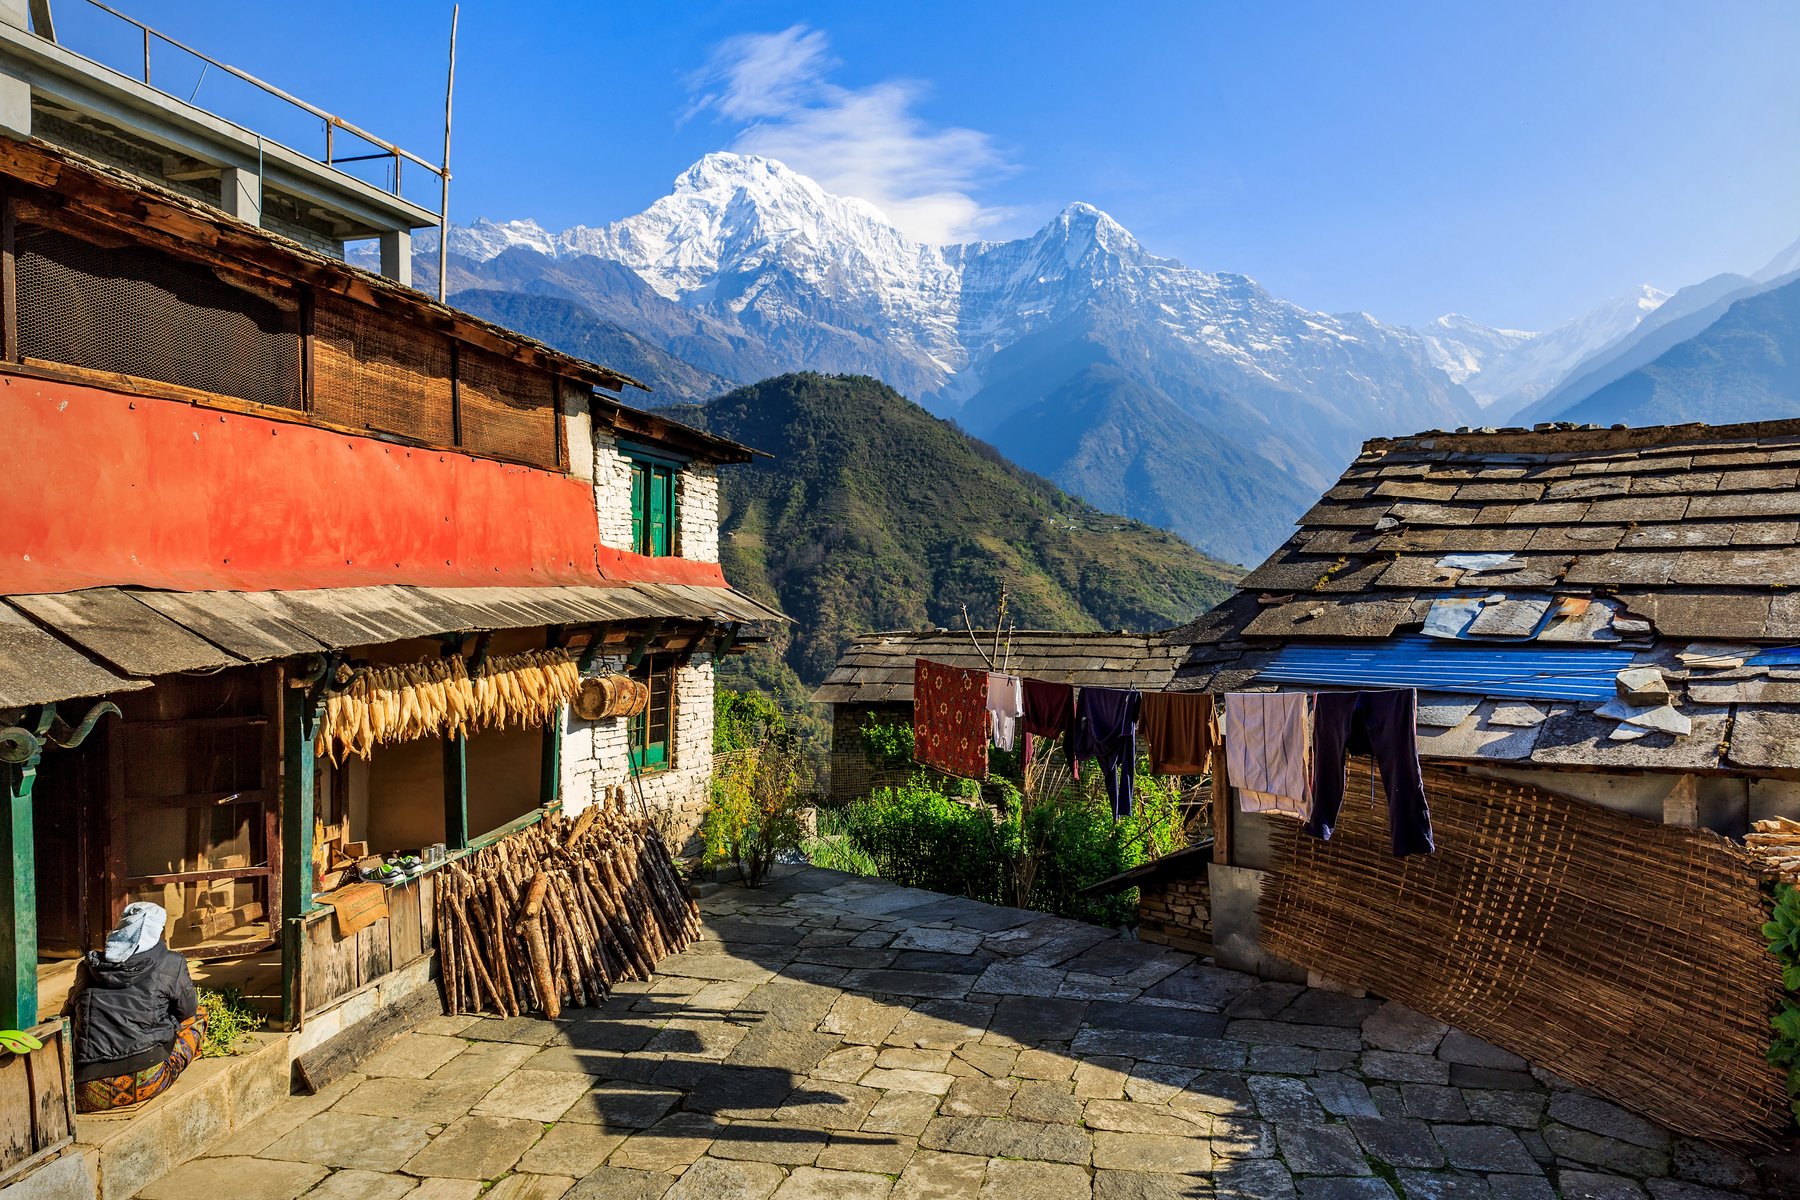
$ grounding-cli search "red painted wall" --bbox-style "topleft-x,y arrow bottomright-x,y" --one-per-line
0,375 -> 727,594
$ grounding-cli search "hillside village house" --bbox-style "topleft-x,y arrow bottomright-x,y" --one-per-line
812,630 -> 1187,802
1158,419 -> 1800,1145
0,11 -> 777,1195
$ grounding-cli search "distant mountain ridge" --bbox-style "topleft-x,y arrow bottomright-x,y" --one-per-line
387,153 -> 1693,562
663,373 -> 1241,705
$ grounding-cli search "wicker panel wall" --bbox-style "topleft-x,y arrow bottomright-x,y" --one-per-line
1259,760 -> 1787,1145
16,223 -> 302,409
457,346 -> 559,469
311,296 -> 455,446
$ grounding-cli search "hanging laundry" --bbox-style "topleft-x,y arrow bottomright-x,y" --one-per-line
1224,692 -> 1313,817
1020,678 -> 1076,769
1306,688 -> 1433,857
987,673 -> 1025,751
1071,686 -> 1141,817
1140,691 -> 1218,775
913,659 -> 990,780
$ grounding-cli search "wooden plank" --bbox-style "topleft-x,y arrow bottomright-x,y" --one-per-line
356,917 -> 392,985
302,914 -> 355,1016
417,873 -> 435,951
0,1052 -> 32,1170
386,880 -> 423,966
292,981 -> 442,1095
26,1033 -> 70,1149
1,187 -> 16,363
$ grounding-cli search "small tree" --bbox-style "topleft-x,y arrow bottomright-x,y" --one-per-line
701,731 -> 814,887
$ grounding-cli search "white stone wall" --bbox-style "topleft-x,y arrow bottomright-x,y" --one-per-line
592,430 -> 635,550
591,430 -> 718,562
678,464 -> 720,563
560,654 -> 716,851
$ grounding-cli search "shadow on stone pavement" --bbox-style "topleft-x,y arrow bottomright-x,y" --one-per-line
135,864 -> 1798,1200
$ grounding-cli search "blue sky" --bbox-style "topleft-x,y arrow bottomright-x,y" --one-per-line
50,1 -> 1800,330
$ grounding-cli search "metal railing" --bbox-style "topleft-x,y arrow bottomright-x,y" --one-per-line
72,0 -> 446,203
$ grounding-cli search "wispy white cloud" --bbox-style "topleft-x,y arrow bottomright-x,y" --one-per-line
685,25 -> 1013,244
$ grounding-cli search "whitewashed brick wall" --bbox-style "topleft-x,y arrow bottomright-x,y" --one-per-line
559,654 -> 716,852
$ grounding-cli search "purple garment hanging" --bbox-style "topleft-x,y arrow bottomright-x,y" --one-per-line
1071,686 -> 1141,817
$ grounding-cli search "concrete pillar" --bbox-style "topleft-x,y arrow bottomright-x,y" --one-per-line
0,0 -> 27,31
378,228 -> 412,288
220,165 -> 262,225
0,66 -> 28,141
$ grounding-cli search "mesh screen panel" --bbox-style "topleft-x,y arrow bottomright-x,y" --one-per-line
312,294 -> 455,444
458,345 -> 559,468
17,224 -> 302,409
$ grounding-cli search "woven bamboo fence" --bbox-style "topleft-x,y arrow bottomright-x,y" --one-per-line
1258,760 -> 1788,1145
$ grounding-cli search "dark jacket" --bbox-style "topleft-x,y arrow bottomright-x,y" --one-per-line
70,944 -> 198,1082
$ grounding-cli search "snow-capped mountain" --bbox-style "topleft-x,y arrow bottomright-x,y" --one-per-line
1446,285 -> 1670,415
414,154 -> 1670,562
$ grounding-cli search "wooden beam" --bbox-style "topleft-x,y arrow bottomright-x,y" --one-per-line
280,681 -> 320,922
1,187 -> 16,363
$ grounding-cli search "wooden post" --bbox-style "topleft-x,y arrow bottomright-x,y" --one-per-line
281,683 -> 322,922
1209,738 -> 1232,867
2,762 -> 37,1028
1,708 -> 53,1028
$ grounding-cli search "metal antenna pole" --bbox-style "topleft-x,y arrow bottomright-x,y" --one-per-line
438,4 -> 459,302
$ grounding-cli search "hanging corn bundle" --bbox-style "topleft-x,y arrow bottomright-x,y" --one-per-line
316,649 -> 582,762
432,786 -> 700,1018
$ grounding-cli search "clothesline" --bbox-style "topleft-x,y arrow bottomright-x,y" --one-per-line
909,658 -> 1435,856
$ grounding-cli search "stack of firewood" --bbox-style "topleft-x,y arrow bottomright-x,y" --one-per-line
433,786 -> 700,1018
1747,817 -> 1800,885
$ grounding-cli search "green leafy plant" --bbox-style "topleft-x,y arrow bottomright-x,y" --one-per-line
858,715 -> 916,770
701,732 -> 815,887
1762,883 -> 1800,1124
714,685 -> 787,754
810,753 -> 1188,927
197,987 -> 263,1058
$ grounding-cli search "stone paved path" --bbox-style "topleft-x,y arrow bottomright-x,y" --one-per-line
140,866 -> 1783,1200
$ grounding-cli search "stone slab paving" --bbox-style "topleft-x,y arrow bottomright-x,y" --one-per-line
137,866 -> 1795,1200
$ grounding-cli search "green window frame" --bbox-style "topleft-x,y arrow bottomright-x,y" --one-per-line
629,654 -> 676,773
628,456 -> 678,557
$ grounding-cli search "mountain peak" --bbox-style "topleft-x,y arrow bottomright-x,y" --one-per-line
673,151 -> 803,194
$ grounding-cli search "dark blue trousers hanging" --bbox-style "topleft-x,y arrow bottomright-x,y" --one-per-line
1305,688 -> 1434,857
1072,687 -> 1141,817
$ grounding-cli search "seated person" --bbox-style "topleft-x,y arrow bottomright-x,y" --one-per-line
68,903 -> 205,1111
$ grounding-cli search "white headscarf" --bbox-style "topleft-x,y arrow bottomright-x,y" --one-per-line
103,902 -> 168,962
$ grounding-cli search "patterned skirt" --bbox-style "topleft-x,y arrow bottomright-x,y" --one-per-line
75,1012 -> 207,1112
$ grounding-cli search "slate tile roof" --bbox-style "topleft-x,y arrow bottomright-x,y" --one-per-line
1167,419 -> 1800,771
811,630 -> 1185,705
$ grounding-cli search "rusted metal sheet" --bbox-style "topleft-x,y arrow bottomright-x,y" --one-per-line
0,605 -> 146,707
7,589 -> 237,676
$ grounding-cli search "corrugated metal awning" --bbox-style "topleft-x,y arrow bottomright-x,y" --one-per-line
1,582 -> 786,701
1256,635 -> 1636,702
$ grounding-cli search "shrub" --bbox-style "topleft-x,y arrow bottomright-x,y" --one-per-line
1764,883 -> 1800,1126
702,732 -> 814,887
197,987 -> 263,1058
715,685 -> 787,753
859,714 -> 915,770
813,753 -> 1189,927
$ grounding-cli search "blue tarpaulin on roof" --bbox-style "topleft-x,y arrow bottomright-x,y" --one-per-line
1256,635 -> 1635,701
